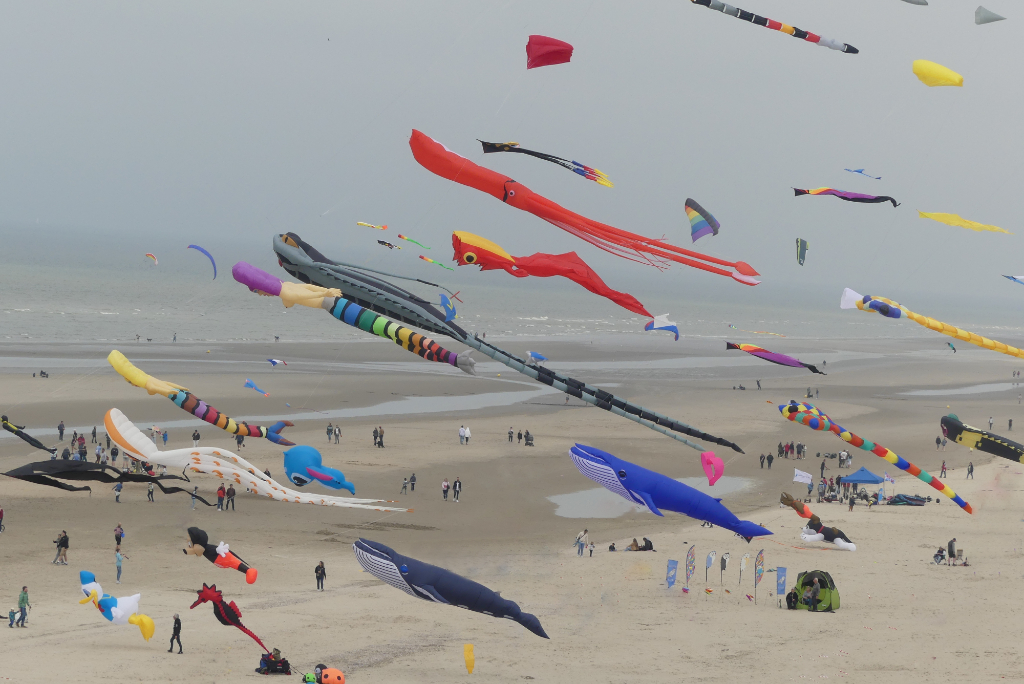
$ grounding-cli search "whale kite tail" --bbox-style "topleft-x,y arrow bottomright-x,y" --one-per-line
734,520 -> 772,542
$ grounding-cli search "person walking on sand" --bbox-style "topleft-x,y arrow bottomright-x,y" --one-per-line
759,454 -> 765,469
169,613 -> 182,653
936,436 -> 941,450
114,524 -> 124,547
58,421 -> 65,441
15,587 -> 29,627
517,430 -> 523,444
52,530 -> 67,564
225,485 -> 235,511
92,426 -> 97,444
192,430 -> 200,448
767,453 -> 774,469
819,460 -> 828,479
941,437 -> 947,451
326,423 -> 333,443
410,473 -> 416,492
442,478 -> 450,501
459,426 -> 465,445
401,477 -> 408,495
147,482 -> 154,502
315,561 -> 326,592
373,427 -> 379,447
112,482 -> 123,503
115,548 -> 123,584
162,431 -> 168,446
453,477 -> 462,502
575,529 -> 589,556
967,462 -> 974,479
334,425 -> 340,444
216,484 -> 225,511
989,416 -> 994,431
941,460 -> 947,478
756,379 -> 761,390
509,427 -> 514,443
377,426 -> 385,448
464,426 -> 471,444
191,486 -> 198,510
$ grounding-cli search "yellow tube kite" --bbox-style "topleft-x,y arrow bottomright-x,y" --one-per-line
841,288 -> 1024,360
912,60 -> 963,87
919,211 -> 1011,234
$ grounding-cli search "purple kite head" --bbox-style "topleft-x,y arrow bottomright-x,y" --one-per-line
232,262 -> 283,297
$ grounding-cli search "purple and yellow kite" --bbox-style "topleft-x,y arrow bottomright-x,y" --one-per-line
685,199 -> 720,243
726,342 -> 825,375
794,188 -> 899,208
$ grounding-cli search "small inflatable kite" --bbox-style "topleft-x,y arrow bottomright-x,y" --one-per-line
144,253 -> 158,265
243,379 -> 269,396
353,538 -> 549,638
452,231 -> 652,316
685,199 -> 720,243
976,6 -> 1006,24
844,169 -> 881,180
780,401 -> 972,513
4,460 -> 214,502
645,314 -> 679,341
701,451 -> 724,486
948,342 -> 956,353
526,35 -> 572,69
689,0 -> 858,53
1,415 -> 55,455
841,288 -> 1024,361
267,358 -> 287,366
918,211 -> 1010,234
357,222 -> 387,230
378,240 -> 401,250
439,294 -> 456,322
397,234 -> 429,249
479,140 -> 611,187
726,342 -> 824,375
104,408 -> 404,510
526,351 -> 548,363
941,414 -> 1024,464
283,445 -> 355,494
796,239 -> 808,266
780,494 -> 855,551
913,60 -> 963,87
79,571 -> 155,641
108,351 -> 295,445
187,244 -> 217,279
411,130 -> 760,284
728,324 -> 785,337
190,583 -> 268,650
569,444 -> 770,540
794,188 -> 899,207
419,255 -> 453,271
185,527 -> 258,584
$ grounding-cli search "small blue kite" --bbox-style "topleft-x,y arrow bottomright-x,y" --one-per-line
439,294 -> 456,322
645,314 -> 679,341
243,379 -> 269,396
843,168 -> 881,180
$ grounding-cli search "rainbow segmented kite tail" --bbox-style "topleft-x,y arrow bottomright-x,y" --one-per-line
779,402 -> 971,513
323,297 -> 462,369
169,391 -> 293,445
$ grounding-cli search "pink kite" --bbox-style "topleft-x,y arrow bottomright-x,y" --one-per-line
701,451 -> 724,486
526,35 -> 573,69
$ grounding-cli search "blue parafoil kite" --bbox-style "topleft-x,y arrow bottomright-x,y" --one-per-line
187,245 -> 217,280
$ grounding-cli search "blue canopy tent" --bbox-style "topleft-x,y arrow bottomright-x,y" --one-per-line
841,467 -> 884,484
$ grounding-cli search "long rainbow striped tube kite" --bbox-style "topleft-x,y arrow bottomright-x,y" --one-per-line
690,0 -> 858,54
794,188 -> 899,208
842,288 -> 1024,360
107,351 -> 295,446
779,401 -> 971,514
231,262 -> 476,375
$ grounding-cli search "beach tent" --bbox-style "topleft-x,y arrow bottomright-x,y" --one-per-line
841,467 -> 884,485
794,570 -> 840,612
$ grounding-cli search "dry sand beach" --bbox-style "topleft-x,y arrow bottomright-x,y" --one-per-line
3,336 -> 1024,682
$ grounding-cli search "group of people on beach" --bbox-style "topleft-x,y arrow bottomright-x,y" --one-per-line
508,427 -> 533,446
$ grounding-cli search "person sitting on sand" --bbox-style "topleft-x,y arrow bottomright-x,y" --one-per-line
638,537 -> 655,552
628,538 -> 639,551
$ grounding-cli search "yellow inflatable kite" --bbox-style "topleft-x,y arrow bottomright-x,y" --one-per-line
912,60 -> 963,87
919,211 -> 1010,234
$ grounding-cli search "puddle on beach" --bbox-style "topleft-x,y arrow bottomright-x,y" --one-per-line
548,476 -> 753,518
900,383 -> 1020,397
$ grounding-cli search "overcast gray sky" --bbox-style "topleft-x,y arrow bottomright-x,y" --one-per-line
1,0 -> 1020,322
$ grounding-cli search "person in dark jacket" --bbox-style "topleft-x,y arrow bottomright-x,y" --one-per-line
168,613 -> 182,653
315,561 -> 326,591
409,473 -> 416,492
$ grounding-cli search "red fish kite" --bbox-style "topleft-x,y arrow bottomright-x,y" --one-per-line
526,35 -> 573,69
411,130 -> 760,285
452,231 -> 651,317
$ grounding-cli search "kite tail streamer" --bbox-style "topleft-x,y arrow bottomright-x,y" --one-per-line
106,351 -> 295,446
842,289 -> 1024,360
779,401 -> 971,513
321,296 -> 475,374
690,0 -> 858,54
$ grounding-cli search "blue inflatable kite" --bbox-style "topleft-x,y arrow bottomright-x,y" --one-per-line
352,538 -> 548,638
243,379 -> 268,396
187,244 -> 217,279
283,446 -> 355,494
568,444 -> 771,541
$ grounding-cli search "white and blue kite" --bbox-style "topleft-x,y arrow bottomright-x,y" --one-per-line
645,314 -> 679,341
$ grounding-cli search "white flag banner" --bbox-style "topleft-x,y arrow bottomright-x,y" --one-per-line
793,469 -> 813,484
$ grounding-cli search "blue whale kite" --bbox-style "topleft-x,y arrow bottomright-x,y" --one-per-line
568,443 -> 772,541
352,538 -> 549,638
283,446 -> 355,494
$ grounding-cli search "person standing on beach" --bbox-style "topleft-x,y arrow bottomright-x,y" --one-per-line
115,548 -> 123,584
326,423 -> 333,443
191,486 -> 198,510
112,482 -> 123,503
464,427 -> 471,444
936,436 -> 941,450
377,426 -> 385,448
940,460 -> 947,478
509,427 -> 514,443
759,454 -> 765,469
235,434 -> 244,449
169,614 -> 182,653
225,485 -> 235,510
767,453 -> 773,469
52,531 -> 67,564
58,421 -> 65,441
15,587 -> 29,627
78,442 -> 88,461
517,430 -> 523,444
941,437 -> 947,451
162,431 -> 168,446
453,477 -> 462,502
373,427 -> 379,447
756,380 -> 761,390
192,430 -> 200,448
809,578 -> 820,612
442,478 -> 449,501
110,445 -> 118,467
401,477 -> 408,494
967,462 -> 974,479
334,426 -> 340,444
216,484 -> 225,511
114,524 -> 124,547
147,483 -> 154,502
315,561 -> 326,591
989,417 -> 994,430
819,460 -> 828,479
410,473 -> 416,491
459,426 -> 465,445
575,529 -> 589,556
92,426 -> 97,444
